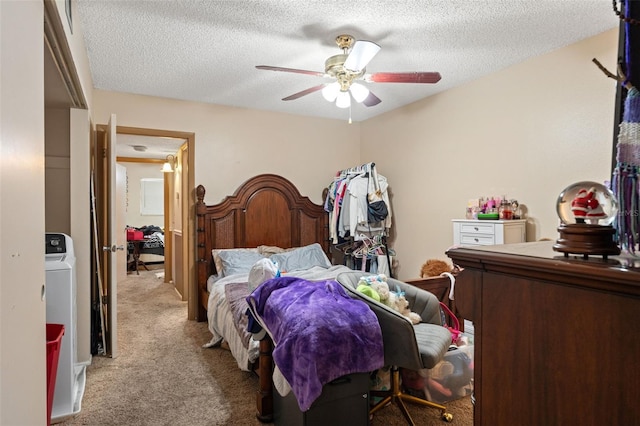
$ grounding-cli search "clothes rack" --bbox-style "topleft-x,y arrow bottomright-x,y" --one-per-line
326,161 -> 394,276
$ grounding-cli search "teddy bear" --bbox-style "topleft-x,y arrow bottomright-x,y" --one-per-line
420,259 -> 454,278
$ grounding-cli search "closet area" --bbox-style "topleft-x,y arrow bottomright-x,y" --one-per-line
324,162 -> 395,277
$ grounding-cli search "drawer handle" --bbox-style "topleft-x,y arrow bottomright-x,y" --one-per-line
474,238 -> 479,242
474,227 -> 479,231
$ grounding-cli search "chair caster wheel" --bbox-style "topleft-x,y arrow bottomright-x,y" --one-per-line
442,412 -> 453,422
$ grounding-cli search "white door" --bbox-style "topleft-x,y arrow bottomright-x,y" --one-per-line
103,114 -> 125,358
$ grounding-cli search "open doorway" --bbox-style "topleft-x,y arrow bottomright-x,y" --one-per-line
115,134 -> 184,285
95,125 -> 196,311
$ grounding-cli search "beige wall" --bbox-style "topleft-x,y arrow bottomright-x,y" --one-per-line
362,28 -> 618,279
45,108 -> 71,234
92,28 -> 618,282
92,92 -> 362,206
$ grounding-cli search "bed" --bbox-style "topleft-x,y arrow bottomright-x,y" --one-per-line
127,225 -> 164,251
195,174 -> 357,421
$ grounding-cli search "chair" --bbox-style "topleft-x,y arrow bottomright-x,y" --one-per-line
336,271 -> 454,424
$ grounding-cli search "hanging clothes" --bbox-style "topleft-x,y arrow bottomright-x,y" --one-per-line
324,162 -> 392,243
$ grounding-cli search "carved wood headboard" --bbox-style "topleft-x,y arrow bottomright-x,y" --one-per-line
195,174 -> 329,320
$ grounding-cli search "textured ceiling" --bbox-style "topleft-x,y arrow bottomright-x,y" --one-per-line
116,134 -> 186,160
77,1 -> 619,123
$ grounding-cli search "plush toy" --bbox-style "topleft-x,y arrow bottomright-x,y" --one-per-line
356,282 -> 381,302
357,274 -> 388,304
358,274 -> 422,324
395,291 -> 422,324
420,259 -> 454,278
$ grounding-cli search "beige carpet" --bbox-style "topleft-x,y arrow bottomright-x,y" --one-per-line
59,269 -> 473,425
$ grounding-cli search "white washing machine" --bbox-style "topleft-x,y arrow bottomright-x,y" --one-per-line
45,233 -> 86,422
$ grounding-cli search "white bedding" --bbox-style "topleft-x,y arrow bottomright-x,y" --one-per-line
205,265 -> 355,371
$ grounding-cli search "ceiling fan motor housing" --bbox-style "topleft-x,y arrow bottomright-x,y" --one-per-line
325,54 -> 365,91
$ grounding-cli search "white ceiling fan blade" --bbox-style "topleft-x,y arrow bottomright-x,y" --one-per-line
349,82 -> 370,103
344,40 -> 381,73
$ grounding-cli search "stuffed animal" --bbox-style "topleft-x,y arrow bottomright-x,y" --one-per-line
420,259 -> 453,278
358,274 -> 388,303
395,291 -> 422,324
356,282 -> 381,302
358,274 -> 422,324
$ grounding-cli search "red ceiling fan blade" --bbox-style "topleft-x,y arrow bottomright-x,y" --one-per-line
256,65 -> 326,78
367,72 -> 442,84
282,84 -> 326,101
363,91 -> 382,107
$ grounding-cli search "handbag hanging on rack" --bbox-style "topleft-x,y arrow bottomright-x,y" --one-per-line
367,164 -> 389,223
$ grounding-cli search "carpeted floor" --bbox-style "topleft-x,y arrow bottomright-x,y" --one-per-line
58,269 -> 473,425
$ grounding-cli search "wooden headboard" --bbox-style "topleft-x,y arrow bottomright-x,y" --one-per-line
195,174 -> 329,321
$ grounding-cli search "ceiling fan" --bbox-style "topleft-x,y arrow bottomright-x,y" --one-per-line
256,34 -> 441,109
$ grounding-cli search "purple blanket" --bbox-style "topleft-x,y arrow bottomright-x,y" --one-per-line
246,276 -> 384,411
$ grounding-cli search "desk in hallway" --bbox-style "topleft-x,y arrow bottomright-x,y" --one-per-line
128,239 -> 149,274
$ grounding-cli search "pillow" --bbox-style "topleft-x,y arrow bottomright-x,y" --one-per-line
257,245 -> 287,256
247,258 -> 280,291
270,243 -> 331,273
212,248 -> 261,277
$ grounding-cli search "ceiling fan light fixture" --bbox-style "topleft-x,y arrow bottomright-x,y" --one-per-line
322,82 -> 340,102
336,91 -> 351,109
349,82 -> 370,103
344,40 -> 381,72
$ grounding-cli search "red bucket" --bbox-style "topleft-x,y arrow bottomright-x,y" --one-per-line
46,324 -> 64,425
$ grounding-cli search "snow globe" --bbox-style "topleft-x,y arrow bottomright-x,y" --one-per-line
553,181 -> 620,259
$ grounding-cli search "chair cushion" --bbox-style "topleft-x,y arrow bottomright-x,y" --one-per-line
414,323 -> 452,369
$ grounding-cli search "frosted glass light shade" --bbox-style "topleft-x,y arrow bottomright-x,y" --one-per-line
161,154 -> 175,173
336,91 -> 351,108
322,82 -> 340,102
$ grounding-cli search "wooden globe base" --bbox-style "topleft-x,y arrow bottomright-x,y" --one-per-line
553,223 -> 620,260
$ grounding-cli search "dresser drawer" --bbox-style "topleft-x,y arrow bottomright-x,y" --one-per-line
452,219 -> 526,246
460,233 -> 495,245
460,223 -> 495,235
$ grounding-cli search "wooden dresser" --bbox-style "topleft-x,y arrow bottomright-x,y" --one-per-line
446,241 -> 640,426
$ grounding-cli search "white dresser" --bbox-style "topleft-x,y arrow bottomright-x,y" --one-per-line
452,219 -> 526,246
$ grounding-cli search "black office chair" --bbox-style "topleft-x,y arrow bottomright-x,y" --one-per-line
336,271 -> 454,424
